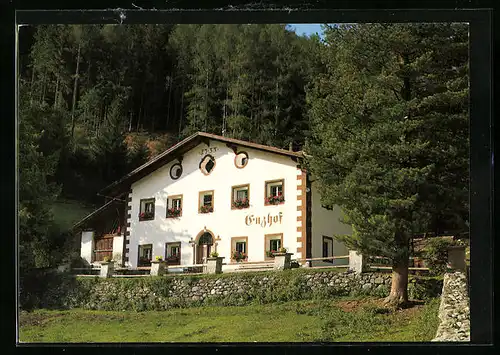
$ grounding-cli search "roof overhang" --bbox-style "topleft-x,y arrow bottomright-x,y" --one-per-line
71,198 -> 125,232
100,132 -> 304,197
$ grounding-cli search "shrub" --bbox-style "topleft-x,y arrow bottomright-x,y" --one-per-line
421,238 -> 455,275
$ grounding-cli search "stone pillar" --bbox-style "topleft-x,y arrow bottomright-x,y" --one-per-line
99,262 -> 114,278
447,246 -> 466,271
274,253 -> 293,270
349,250 -> 367,274
150,261 -> 166,276
205,257 -> 224,274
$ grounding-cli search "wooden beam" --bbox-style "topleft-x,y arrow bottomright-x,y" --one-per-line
226,143 -> 238,154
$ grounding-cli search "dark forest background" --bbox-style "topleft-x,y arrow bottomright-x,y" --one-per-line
18,23 -> 469,273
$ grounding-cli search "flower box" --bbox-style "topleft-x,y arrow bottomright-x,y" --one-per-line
232,198 -> 249,209
199,205 -> 214,214
166,208 -> 182,218
139,211 -> 154,221
266,193 -> 284,205
231,250 -> 248,262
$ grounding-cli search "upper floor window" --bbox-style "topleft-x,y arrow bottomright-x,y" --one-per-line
199,190 -> 214,213
166,194 -> 183,218
199,155 -> 216,175
265,179 -> 285,205
234,151 -> 249,169
232,184 -> 250,209
139,198 -> 155,221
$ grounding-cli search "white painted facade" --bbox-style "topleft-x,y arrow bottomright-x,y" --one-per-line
80,231 -> 94,265
310,181 -> 350,266
80,134 -> 353,270
126,140 -> 301,269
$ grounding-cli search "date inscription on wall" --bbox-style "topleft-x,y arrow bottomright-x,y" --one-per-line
200,147 -> 218,155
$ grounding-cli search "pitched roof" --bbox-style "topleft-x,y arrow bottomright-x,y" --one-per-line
71,198 -> 124,231
100,132 -> 303,197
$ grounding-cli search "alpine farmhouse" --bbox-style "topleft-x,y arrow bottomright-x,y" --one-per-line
74,132 -> 351,271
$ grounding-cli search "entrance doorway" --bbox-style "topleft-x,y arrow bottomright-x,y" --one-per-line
195,230 -> 214,264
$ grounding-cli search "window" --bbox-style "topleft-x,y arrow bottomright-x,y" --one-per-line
231,237 -> 248,262
166,194 -> 183,218
234,151 -> 249,168
265,179 -> 285,205
199,154 -> 216,175
165,242 -> 181,265
199,190 -> 214,213
231,184 -> 250,209
322,236 -> 334,263
139,198 -> 155,221
265,233 -> 283,259
138,244 -> 153,266
169,163 -> 183,180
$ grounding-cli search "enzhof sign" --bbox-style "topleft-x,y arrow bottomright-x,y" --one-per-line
245,212 -> 283,228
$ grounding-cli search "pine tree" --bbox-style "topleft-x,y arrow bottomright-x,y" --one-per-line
305,23 -> 469,306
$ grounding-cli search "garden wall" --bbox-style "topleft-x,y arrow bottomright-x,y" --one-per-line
432,272 -> 470,342
22,269 -> 443,311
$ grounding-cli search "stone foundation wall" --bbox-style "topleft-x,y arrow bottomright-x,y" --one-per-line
36,270 -> 443,312
432,272 -> 470,342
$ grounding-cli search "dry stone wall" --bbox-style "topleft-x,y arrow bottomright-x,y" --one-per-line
44,270 -> 443,311
432,272 -> 470,342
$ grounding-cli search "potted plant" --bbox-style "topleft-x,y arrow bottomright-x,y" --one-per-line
231,250 -> 247,262
232,198 -> 249,209
166,208 -> 182,218
266,192 -> 285,205
199,205 -> 214,214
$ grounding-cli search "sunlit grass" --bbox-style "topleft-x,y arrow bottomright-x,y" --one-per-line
19,297 -> 439,343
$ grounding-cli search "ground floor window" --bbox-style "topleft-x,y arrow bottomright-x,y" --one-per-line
165,242 -> 181,265
231,236 -> 248,262
265,233 -> 283,259
138,244 -> 153,266
322,236 -> 334,263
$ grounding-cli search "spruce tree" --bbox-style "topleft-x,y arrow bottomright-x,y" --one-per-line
305,23 -> 469,306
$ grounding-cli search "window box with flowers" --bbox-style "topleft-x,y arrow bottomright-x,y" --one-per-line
231,250 -> 248,262
232,198 -> 249,209
199,205 -> 214,214
166,208 -> 182,218
266,250 -> 277,258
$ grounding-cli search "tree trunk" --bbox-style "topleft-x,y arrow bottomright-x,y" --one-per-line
384,258 -> 409,307
53,77 -> 60,109
71,41 -> 82,139
29,67 -> 35,105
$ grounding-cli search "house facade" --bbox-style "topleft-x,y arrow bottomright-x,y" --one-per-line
75,132 -> 350,270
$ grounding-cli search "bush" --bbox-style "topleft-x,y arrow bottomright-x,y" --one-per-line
421,238 -> 454,275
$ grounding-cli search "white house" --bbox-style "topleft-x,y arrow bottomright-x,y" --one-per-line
73,132 -> 351,270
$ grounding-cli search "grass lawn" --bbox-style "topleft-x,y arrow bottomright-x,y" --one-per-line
19,297 -> 440,343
